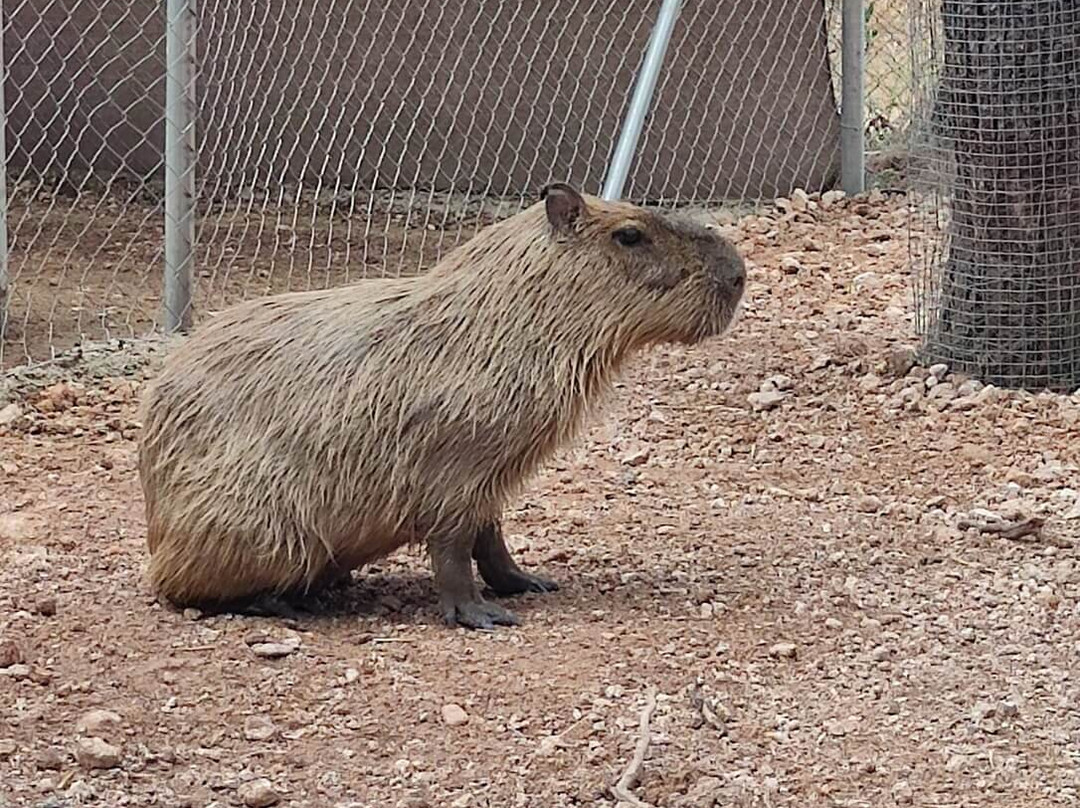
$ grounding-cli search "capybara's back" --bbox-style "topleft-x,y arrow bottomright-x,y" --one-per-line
138,183 -> 746,628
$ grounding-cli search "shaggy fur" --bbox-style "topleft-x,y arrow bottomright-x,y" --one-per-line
137,184 -> 746,627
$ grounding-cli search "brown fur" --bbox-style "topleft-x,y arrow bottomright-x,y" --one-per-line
137,184 -> 746,627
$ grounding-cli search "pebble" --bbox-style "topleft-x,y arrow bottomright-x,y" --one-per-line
237,779 -> 281,808
75,737 -> 121,770
441,704 -> 470,727
855,494 -> 884,514
928,363 -> 949,379
826,716 -> 859,736
764,374 -> 794,392
35,596 -> 58,617
886,347 -> 917,378
0,640 -> 23,669
769,642 -> 797,659
0,513 -> 38,542
748,390 -> 787,412
892,781 -> 914,805
76,709 -> 123,738
1,663 -> 30,680
0,739 -> 15,759
247,633 -> 301,658
779,255 -> 803,274
622,449 -> 650,467
0,402 -> 22,427
820,189 -> 846,209
35,747 -> 65,770
244,715 -> 277,741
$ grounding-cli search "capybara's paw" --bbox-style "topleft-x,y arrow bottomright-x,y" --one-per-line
442,598 -> 521,630
484,569 -> 560,597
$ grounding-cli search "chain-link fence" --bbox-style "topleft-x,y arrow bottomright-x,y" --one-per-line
0,0 -> 912,368
909,1 -> 1080,392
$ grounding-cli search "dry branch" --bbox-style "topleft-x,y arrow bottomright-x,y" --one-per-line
611,686 -> 659,808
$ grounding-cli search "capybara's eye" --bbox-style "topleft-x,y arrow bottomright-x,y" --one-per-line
613,227 -> 644,247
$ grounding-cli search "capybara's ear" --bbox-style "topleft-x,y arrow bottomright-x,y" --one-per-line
541,182 -> 586,234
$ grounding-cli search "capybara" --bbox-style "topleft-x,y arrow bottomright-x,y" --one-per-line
137,183 -> 747,629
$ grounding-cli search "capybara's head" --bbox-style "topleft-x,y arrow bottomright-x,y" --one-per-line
539,182 -> 746,346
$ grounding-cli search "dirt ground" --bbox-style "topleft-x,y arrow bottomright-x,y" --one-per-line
2,192 -> 1080,808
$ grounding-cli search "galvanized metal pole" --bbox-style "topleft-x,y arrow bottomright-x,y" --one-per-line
601,0 -> 682,201
0,4 -> 8,337
164,0 -> 197,333
840,0 -> 866,195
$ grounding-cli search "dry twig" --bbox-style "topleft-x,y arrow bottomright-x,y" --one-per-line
958,514 -> 1045,542
611,686 -> 659,808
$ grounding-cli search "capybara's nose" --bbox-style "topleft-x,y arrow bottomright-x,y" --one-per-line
711,241 -> 747,300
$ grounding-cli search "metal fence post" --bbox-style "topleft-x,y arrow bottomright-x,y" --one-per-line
601,0 -> 682,201
840,0 -> 866,195
0,2 -> 8,337
164,0 -> 197,333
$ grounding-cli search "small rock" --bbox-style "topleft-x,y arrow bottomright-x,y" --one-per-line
441,704 -> 469,727
0,739 -> 15,759
826,716 -> 859,736
75,737 -> 121,770
237,779 -> 281,808
535,735 -> 563,757
949,396 -> 978,412
0,461 -> 17,474
870,645 -> 891,662
956,378 -> 983,397
244,715 -> 277,741
858,373 -> 882,392
0,640 -> 23,669
34,596 -> 58,617
0,403 -> 22,427
853,270 -> 879,289
622,449 -> 650,467
927,382 -> 957,403
820,189 -> 846,209
764,374 -> 794,392
972,701 -> 997,722
779,255 -> 803,274
790,188 -> 810,212
76,710 -> 123,738
769,642 -> 797,660
928,362 -> 949,379
892,781 -> 914,805
824,617 -> 843,630
35,747 -> 65,771
247,632 -> 301,659
855,494 -> 883,514
0,513 -> 38,542
748,390 -> 787,412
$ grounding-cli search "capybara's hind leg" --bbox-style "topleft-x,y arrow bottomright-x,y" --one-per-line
429,531 -> 520,630
473,521 -> 559,596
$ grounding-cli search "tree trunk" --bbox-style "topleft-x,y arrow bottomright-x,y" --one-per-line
927,1 -> 1080,391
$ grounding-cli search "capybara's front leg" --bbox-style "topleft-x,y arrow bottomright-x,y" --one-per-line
429,531 -> 520,629
473,521 -> 559,596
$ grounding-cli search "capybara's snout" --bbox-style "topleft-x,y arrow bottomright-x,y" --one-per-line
706,233 -> 747,306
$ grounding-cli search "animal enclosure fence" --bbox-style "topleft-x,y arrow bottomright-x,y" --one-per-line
0,0 -> 911,369
909,0 -> 1080,392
